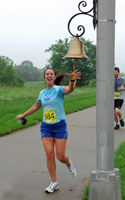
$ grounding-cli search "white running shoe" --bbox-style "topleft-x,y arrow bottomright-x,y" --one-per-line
45,181 -> 59,193
68,159 -> 77,178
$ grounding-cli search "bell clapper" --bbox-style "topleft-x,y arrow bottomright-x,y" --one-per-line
73,58 -> 77,87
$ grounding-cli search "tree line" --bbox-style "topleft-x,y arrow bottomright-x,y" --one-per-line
0,57 -> 45,86
15,61 -> 44,82
0,37 -> 97,87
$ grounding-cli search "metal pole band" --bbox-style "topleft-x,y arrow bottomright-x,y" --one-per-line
98,19 -> 116,23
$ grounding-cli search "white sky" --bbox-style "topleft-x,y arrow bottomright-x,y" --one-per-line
0,0 -> 125,73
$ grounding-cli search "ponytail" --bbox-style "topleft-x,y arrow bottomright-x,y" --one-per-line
54,73 -> 65,85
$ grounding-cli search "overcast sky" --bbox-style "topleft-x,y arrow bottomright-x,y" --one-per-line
0,0 -> 125,73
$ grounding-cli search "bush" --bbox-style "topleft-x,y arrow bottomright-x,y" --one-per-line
85,79 -> 96,87
0,56 -> 24,86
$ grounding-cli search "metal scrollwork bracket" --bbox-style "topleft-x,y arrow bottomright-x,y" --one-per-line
67,0 -> 98,37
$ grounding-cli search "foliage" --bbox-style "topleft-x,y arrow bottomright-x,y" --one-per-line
0,56 -> 24,86
85,79 -> 96,87
120,72 -> 125,78
15,60 -> 44,82
45,37 -> 96,86
82,186 -> 89,200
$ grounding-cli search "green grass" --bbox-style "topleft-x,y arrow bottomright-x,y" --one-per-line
114,141 -> 125,199
0,85 -> 96,136
82,141 -> 125,200
82,186 -> 89,200
24,81 -> 45,87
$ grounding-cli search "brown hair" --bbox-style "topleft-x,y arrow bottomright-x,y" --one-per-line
114,67 -> 120,73
44,68 -> 65,85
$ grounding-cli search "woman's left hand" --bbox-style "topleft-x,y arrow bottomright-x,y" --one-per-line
65,69 -> 81,80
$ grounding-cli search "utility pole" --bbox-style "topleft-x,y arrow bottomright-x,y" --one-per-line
89,0 -> 122,199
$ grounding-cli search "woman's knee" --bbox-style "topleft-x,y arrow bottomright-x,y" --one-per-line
55,138 -> 67,162
46,150 -> 55,161
42,137 -> 55,161
56,153 -> 65,162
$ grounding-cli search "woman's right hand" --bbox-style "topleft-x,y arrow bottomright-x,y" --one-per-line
16,114 -> 24,120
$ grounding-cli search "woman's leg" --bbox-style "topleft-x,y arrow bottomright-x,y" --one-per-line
42,137 -> 57,182
55,139 -> 71,167
55,138 -> 77,178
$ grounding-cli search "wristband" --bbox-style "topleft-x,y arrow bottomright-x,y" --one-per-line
70,79 -> 75,82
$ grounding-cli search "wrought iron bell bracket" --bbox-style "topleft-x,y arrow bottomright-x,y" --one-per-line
67,0 -> 98,37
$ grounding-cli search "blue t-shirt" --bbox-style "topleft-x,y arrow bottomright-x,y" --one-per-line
37,85 -> 66,124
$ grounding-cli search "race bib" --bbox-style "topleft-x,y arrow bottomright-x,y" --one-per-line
114,92 -> 120,99
45,109 -> 56,123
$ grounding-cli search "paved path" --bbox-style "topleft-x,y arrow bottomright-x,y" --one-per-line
0,106 -> 125,200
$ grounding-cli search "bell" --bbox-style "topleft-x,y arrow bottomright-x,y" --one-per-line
64,35 -> 88,59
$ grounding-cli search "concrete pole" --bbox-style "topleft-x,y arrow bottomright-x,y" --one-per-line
96,0 -> 115,173
89,0 -> 122,199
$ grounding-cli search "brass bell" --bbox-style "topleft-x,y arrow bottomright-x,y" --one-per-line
64,35 -> 88,59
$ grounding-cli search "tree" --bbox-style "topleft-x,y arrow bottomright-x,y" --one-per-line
0,56 -> 24,86
45,37 -> 96,86
15,61 -> 44,82
120,72 -> 125,78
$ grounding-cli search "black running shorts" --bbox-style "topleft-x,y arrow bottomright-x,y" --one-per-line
114,99 -> 124,110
